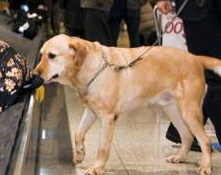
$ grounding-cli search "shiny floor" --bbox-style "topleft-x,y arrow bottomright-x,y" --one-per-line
37,30 -> 221,175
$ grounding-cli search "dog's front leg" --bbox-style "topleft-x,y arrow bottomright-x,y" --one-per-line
85,113 -> 117,175
74,108 -> 97,164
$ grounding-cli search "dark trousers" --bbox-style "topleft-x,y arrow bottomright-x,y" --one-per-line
64,0 -> 85,38
50,0 -> 61,35
203,86 -> 221,144
65,28 -> 85,38
83,9 -> 113,46
109,0 -> 141,47
167,3 -> 221,144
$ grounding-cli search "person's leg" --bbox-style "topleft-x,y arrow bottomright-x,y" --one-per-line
65,27 -> 85,38
64,0 -> 85,38
51,0 -> 61,35
194,4 -> 221,146
108,0 -> 125,46
83,9 -> 113,46
108,17 -> 122,47
124,9 -> 141,47
203,85 -> 221,145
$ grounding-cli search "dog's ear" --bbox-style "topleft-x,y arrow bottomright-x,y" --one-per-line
68,37 -> 87,52
68,37 -> 88,68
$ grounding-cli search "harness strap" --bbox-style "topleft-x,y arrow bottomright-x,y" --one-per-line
86,60 -> 108,88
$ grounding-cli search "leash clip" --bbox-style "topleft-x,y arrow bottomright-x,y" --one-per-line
111,64 -> 126,71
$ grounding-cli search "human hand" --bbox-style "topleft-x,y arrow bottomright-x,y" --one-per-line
23,74 -> 44,92
156,0 -> 173,14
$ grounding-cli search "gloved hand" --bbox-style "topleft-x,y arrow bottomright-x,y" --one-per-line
22,74 -> 44,92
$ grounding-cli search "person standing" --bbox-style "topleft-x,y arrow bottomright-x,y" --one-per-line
156,0 -> 221,151
50,0 -> 62,36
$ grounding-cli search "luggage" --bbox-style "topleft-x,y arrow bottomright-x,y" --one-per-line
12,4 -> 42,39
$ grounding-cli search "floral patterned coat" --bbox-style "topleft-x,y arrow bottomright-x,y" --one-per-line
0,41 -> 28,113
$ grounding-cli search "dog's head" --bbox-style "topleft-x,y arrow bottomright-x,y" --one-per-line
34,34 -> 87,86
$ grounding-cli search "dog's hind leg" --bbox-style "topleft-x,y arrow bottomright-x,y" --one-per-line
178,101 -> 212,175
160,99 -> 194,163
85,112 -> 117,175
156,92 -> 193,162
74,108 -> 97,164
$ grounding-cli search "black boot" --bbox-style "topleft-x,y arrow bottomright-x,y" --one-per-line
166,123 -> 202,152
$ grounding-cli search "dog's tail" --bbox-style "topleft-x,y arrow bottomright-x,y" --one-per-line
197,55 -> 221,77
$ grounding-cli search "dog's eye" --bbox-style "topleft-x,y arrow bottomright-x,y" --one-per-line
48,52 -> 57,59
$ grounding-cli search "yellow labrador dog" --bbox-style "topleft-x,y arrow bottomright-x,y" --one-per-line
34,34 -> 221,175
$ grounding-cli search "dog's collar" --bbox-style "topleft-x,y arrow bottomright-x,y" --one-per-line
76,51 -> 108,96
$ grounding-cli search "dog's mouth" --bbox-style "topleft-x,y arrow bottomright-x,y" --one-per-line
45,74 -> 59,83
51,74 -> 59,79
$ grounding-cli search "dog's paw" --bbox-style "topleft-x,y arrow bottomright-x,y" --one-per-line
85,165 -> 104,175
166,154 -> 185,163
197,159 -> 212,175
197,165 -> 212,175
74,149 -> 85,164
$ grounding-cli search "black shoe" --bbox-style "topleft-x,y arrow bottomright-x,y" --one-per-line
166,131 -> 202,152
